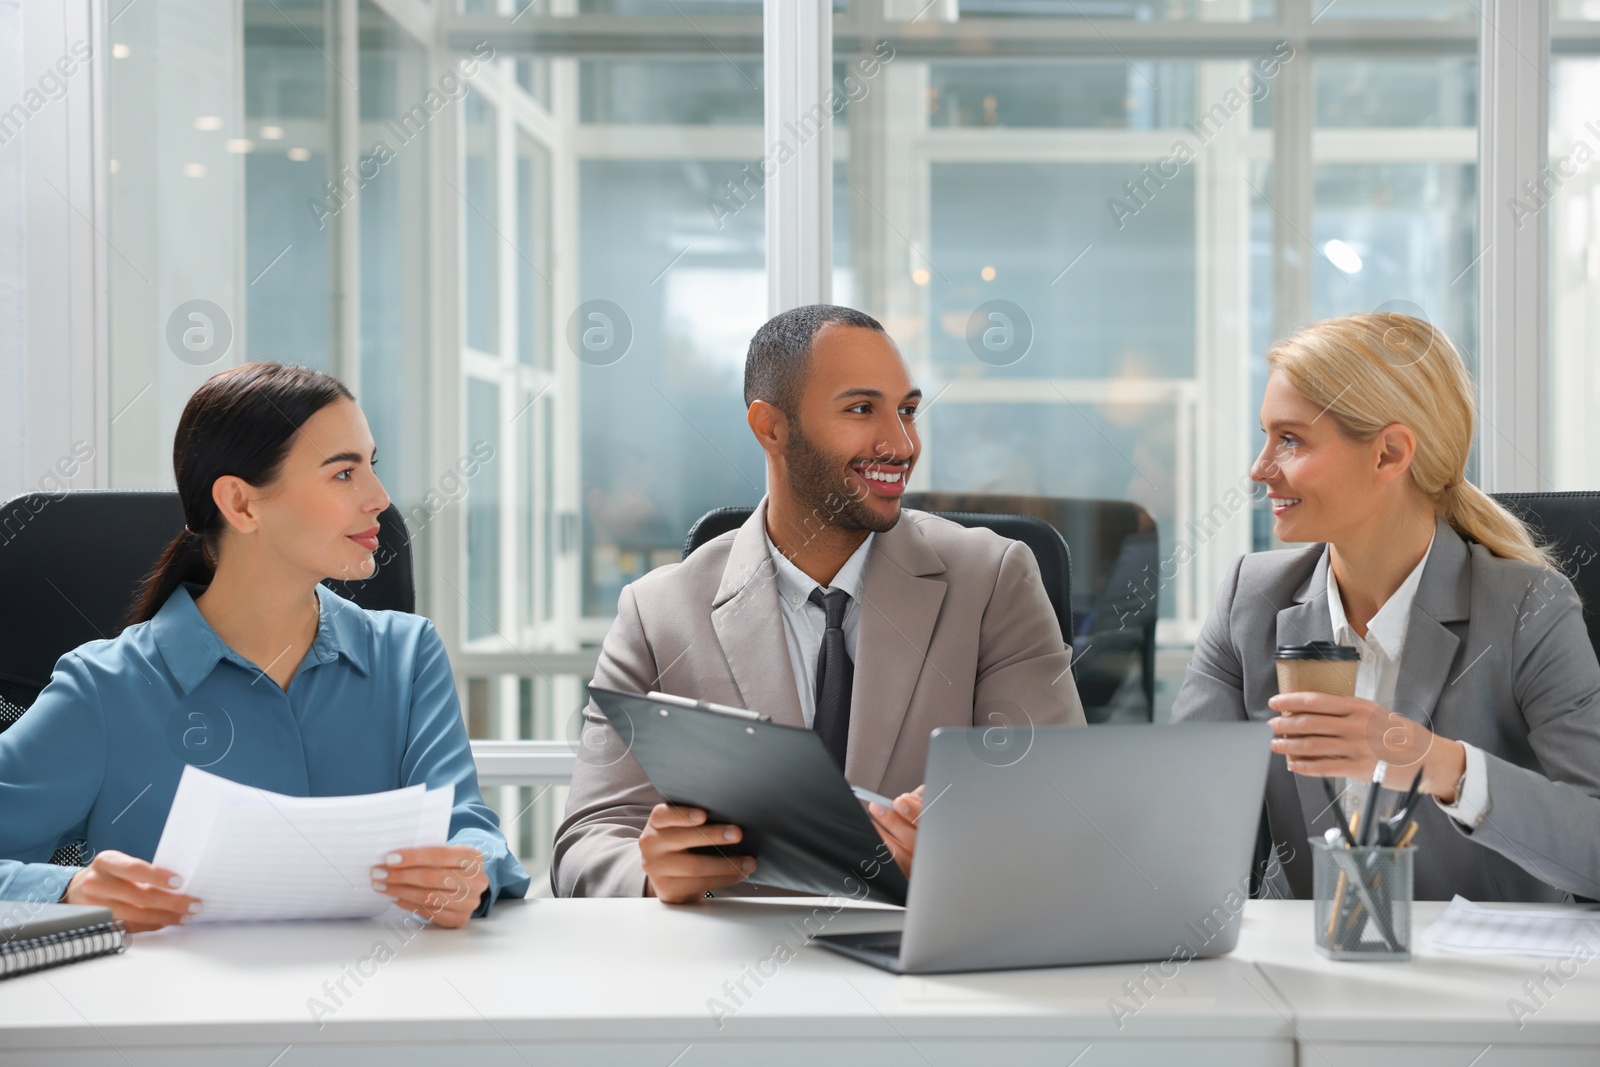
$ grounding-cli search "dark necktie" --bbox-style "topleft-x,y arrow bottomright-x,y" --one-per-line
808,587 -> 853,770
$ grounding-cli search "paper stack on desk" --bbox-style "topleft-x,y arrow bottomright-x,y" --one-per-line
1422,896 -> 1600,957
152,766 -> 454,923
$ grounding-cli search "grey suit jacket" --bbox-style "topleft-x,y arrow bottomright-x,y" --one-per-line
553,497 -> 1087,897
1172,518 -> 1600,902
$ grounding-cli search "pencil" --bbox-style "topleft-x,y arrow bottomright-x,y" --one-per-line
1327,810 -> 1361,942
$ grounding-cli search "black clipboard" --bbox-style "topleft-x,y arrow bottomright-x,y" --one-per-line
588,685 -> 909,906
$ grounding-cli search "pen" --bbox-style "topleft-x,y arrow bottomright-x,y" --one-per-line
1359,762 -> 1387,847
1379,768 -> 1425,847
1322,777 -> 1358,847
1395,771 -> 1425,827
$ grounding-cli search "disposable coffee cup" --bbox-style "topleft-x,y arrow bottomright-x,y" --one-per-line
1275,641 -> 1359,698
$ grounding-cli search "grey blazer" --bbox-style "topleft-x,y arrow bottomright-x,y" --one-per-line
552,497 -> 1086,898
1172,518 -> 1600,902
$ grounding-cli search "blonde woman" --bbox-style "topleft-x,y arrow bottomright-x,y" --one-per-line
1173,312 -> 1600,902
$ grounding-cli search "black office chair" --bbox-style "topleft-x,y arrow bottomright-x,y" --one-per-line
905,493 -> 1159,725
683,499 -> 1134,721
0,489 -> 417,866
0,490 -> 417,720
1494,491 -> 1600,658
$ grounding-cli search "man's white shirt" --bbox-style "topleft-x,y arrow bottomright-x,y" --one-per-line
766,530 -> 874,730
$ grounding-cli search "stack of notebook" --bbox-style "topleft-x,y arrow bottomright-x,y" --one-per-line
0,903 -> 126,980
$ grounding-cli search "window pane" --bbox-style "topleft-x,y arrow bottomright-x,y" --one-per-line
1549,57 -> 1600,490
466,379 -> 503,641
244,4 -> 331,375
516,134 -> 553,369
928,61 -> 1196,129
108,0 -> 332,485
928,162 -> 1197,381
463,88 -> 500,355
358,2 -> 433,611
1310,162 -> 1477,357
579,0 -> 763,14
942,0 -> 1270,21
1315,59 -> 1477,128
580,60 -> 762,125
577,158 -> 767,617
1312,0 -> 1475,18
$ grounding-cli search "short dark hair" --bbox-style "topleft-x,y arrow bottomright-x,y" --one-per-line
743,304 -> 885,419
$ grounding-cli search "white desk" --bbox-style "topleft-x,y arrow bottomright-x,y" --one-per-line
1241,900 -> 1600,1066
1,897 -> 1293,1066
4,899 -> 1599,1067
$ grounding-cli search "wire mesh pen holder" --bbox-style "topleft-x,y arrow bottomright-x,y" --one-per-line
1311,838 -> 1414,961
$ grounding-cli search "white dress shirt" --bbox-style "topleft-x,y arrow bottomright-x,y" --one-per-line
1325,530 -> 1490,829
766,530 -> 874,730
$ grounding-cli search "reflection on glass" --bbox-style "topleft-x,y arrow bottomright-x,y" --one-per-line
578,158 -> 767,617
1310,164 -> 1478,371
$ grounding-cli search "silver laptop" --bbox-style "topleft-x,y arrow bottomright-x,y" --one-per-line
813,722 -> 1272,974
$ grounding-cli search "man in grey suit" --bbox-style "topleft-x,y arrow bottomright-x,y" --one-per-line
553,305 -> 1085,902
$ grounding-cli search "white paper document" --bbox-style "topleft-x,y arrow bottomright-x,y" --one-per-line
1421,895 -> 1600,957
152,766 -> 454,923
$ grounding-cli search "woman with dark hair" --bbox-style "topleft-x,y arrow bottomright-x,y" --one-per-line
0,363 -> 529,929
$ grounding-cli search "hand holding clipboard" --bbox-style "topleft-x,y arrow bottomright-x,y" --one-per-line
588,686 -> 912,905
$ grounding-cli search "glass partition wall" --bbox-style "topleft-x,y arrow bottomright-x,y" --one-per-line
103,0 -> 1592,889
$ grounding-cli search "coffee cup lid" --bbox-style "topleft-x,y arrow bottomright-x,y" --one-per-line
1274,641 -> 1359,661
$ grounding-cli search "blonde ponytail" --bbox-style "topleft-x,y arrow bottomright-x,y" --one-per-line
1267,313 -> 1556,570
1439,481 -> 1556,570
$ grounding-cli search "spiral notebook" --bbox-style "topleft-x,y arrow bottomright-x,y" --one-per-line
0,903 -> 125,980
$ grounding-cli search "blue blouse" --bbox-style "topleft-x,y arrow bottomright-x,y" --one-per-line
0,583 -> 530,914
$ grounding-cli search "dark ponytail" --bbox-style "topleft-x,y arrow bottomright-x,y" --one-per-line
128,363 -> 354,625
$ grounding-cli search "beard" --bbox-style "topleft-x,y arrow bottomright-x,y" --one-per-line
784,417 -> 902,535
